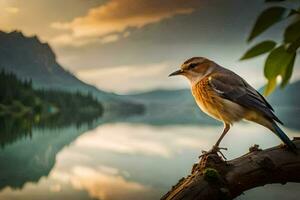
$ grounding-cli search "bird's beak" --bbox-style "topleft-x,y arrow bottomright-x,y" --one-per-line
168,69 -> 183,77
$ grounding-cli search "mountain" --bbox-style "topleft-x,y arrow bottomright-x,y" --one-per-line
0,30 -> 144,116
0,31 -> 109,96
0,31 -> 99,95
125,81 -> 300,129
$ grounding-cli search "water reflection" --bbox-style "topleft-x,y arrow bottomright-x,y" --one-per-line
0,116 -> 34,147
0,118 -> 101,191
0,112 -> 99,148
0,121 -> 299,200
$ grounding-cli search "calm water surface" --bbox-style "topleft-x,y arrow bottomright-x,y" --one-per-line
0,121 -> 299,200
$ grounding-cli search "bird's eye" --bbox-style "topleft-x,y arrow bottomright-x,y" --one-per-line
189,63 -> 197,69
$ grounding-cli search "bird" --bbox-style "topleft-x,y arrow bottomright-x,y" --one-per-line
169,57 -> 296,153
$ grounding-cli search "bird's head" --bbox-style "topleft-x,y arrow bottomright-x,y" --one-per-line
169,57 -> 216,84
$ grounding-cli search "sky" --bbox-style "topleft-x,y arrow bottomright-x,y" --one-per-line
0,0 -> 299,94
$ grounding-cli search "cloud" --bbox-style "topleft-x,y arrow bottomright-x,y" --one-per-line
75,62 -> 188,93
51,0 -> 200,45
52,165 -> 151,200
5,7 -> 19,14
73,123 -> 214,158
100,34 -> 119,43
74,123 -> 173,157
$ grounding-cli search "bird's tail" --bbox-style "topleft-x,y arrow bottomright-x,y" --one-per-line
272,122 -> 297,151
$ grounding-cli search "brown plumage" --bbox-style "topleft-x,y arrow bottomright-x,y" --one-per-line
192,75 -> 245,124
169,57 -> 296,151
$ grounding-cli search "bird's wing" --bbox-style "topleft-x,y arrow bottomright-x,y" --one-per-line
242,79 -> 274,111
207,71 -> 282,124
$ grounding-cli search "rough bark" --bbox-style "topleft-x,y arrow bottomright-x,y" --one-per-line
161,138 -> 300,200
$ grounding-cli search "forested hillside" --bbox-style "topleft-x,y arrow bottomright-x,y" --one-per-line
0,70 -> 103,124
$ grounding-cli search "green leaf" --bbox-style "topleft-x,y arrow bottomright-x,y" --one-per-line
280,53 -> 296,87
264,45 -> 295,94
240,40 -> 276,60
284,20 -> 300,43
248,7 -> 286,42
264,45 -> 295,79
287,36 -> 300,52
264,78 -> 277,96
288,8 -> 300,16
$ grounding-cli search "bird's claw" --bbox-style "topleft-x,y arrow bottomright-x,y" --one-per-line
199,145 -> 228,160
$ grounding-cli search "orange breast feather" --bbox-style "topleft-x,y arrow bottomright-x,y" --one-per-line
192,78 -> 245,124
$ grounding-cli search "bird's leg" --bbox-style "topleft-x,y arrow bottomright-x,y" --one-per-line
200,123 -> 230,160
214,123 -> 230,149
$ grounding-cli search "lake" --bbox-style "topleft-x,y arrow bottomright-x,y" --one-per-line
0,119 -> 299,200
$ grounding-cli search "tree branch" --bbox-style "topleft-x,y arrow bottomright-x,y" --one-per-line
161,138 -> 300,200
